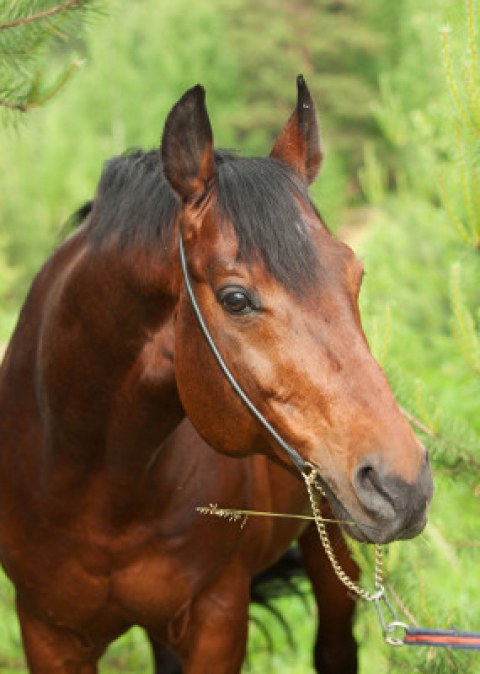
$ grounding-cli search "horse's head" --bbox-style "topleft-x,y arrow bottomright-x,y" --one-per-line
162,78 -> 433,544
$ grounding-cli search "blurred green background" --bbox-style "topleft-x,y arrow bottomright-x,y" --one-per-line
0,0 -> 479,672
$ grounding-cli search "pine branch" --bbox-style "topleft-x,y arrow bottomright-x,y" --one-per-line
0,1 -> 103,117
0,98 -> 27,111
450,264 -> 480,374
0,60 -> 82,112
441,26 -> 479,138
400,406 -> 436,438
0,1 -> 86,31
400,403 -> 480,473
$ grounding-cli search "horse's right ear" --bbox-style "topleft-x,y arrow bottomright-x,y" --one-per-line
161,85 -> 216,203
270,75 -> 323,184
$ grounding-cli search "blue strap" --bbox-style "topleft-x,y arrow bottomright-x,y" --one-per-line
404,626 -> 480,650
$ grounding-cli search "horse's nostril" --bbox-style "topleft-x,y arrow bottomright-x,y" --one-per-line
357,464 -> 374,488
353,459 -> 395,520
356,463 -> 383,495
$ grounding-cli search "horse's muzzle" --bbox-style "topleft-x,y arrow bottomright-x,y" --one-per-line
350,451 -> 434,544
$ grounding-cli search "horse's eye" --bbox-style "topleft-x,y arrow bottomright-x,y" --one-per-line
219,288 -> 253,315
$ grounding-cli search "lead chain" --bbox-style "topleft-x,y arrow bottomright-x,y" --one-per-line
303,465 -> 385,603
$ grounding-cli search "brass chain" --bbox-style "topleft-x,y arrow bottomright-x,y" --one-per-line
303,465 -> 385,602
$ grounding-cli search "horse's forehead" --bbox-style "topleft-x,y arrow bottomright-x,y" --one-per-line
190,199 -> 361,296
192,230 -> 359,317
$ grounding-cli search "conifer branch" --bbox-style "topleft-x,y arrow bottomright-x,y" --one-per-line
386,583 -> 419,626
0,0 -> 86,31
0,98 -> 28,112
456,126 -> 478,242
438,174 -> 473,246
0,60 -> 82,112
441,27 -> 479,137
400,406 -> 436,438
467,0 -> 479,89
0,1 -> 101,116
450,264 -> 480,374
401,404 -> 480,472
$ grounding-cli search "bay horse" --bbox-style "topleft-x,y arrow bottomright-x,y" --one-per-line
0,76 -> 433,673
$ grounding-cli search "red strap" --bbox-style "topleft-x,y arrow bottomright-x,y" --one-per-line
405,627 -> 480,650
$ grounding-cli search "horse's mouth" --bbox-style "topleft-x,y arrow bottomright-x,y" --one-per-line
309,473 -> 391,544
314,484 -> 375,543
316,482 -> 427,545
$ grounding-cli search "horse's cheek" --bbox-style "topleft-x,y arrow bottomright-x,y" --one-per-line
173,304 -> 259,457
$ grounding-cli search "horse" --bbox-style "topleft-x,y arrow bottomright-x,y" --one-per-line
0,76 -> 433,673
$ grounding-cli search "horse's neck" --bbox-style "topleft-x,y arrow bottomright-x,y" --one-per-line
10,229 -> 184,496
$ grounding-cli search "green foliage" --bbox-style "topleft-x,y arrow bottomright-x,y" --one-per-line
440,3 -> 480,140
245,589 -> 316,673
357,142 -> 387,205
450,264 -> 480,375
359,199 -> 478,428
355,1 -> 480,672
0,0 -> 103,117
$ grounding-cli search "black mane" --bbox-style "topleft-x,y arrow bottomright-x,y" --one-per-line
87,148 -> 319,291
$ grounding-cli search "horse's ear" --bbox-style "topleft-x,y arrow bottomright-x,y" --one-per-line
161,85 -> 216,203
270,75 -> 323,185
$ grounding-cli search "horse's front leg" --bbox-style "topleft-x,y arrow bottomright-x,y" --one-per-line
299,522 -> 359,674
171,567 -> 249,674
16,599 -> 101,674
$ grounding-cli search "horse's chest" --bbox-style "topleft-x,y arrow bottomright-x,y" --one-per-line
111,516 -> 245,628
111,546 -> 198,628
5,523 -> 208,639
12,514 -> 240,634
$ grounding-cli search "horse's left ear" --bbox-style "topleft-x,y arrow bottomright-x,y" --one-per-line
270,75 -> 323,185
161,85 -> 216,203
